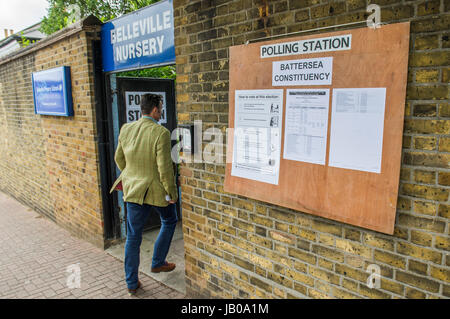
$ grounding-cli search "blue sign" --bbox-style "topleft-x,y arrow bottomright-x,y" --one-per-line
32,66 -> 73,116
101,0 -> 175,72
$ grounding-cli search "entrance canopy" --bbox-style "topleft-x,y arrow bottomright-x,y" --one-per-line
101,0 -> 175,73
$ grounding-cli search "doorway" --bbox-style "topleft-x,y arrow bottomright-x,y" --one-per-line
95,0 -> 184,295
116,76 -> 181,232
102,68 -> 185,294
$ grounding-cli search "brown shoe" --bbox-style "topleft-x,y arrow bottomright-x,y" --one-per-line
127,280 -> 142,296
151,261 -> 176,273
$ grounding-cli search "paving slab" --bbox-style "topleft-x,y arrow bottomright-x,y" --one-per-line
0,191 -> 185,299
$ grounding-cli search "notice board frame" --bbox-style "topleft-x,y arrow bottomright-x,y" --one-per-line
224,22 -> 410,235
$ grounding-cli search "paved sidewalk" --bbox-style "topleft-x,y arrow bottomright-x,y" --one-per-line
0,191 -> 185,299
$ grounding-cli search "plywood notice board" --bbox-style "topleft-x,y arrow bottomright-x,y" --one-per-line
224,23 -> 410,234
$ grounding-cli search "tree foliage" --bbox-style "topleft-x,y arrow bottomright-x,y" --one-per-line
41,0 -> 160,35
40,0 -> 175,79
19,32 -> 31,47
118,65 -> 176,79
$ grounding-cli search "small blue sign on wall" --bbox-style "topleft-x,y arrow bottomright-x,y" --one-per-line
101,0 -> 175,72
32,66 -> 73,116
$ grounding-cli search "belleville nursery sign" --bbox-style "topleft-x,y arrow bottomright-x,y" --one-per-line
101,0 -> 175,72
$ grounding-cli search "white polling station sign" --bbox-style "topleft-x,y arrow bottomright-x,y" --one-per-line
125,91 -> 167,124
261,34 -> 351,58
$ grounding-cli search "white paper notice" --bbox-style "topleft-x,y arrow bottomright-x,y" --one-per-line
125,91 -> 167,124
272,57 -> 333,86
283,89 -> 330,165
232,90 -> 283,185
329,88 -> 387,173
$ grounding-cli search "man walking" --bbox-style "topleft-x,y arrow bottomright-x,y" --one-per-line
110,93 -> 178,295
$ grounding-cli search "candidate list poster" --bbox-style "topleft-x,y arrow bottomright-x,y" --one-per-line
283,89 -> 330,165
231,90 -> 283,185
328,88 -> 386,173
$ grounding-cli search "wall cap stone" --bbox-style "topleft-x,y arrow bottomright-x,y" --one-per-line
0,15 -> 102,67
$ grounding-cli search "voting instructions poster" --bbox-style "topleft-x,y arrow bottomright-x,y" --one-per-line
232,90 -> 283,185
125,91 -> 167,124
329,88 -> 386,173
283,89 -> 330,165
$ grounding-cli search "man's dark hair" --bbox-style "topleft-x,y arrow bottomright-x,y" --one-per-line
141,94 -> 162,114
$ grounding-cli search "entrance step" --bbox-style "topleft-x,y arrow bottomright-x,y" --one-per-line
105,222 -> 186,295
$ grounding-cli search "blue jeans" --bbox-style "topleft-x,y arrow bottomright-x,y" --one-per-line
124,202 -> 178,289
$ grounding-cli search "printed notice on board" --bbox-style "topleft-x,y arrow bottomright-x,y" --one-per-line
232,89 -> 283,185
329,88 -> 386,173
283,89 -> 330,165
272,57 -> 333,86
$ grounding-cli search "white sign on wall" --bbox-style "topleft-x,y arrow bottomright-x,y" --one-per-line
125,91 -> 167,124
261,34 -> 351,58
272,57 -> 333,86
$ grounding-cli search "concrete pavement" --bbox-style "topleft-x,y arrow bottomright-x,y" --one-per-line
106,222 -> 187,295
0,191 -> 185,299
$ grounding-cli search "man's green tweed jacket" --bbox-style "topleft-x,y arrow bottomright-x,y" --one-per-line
110,117 -> 178,207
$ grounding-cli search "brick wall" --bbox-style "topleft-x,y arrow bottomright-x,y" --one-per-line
0,23 -> 105,248
174,0 -> 449,298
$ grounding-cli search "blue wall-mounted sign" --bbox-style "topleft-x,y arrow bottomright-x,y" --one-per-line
32,66 -> 73,116
101,0 -> 175,73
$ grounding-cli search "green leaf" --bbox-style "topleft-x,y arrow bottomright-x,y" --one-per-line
40,0 -> 174,80
41,0 -> 162,36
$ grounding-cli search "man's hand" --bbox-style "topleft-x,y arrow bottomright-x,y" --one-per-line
168,200 -> 176,204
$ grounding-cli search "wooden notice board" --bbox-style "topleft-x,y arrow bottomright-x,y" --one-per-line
224,22 -> 410,234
